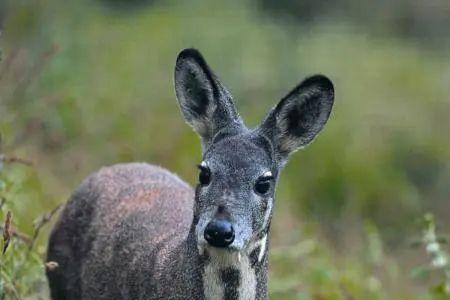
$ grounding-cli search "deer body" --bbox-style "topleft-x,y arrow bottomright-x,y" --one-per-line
47,49 -> 334,299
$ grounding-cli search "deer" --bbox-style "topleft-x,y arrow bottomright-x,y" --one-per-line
46,48 -> 334,300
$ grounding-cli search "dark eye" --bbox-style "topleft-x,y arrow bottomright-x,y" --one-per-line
254,176 -> 272,195
198,165 -> 211,186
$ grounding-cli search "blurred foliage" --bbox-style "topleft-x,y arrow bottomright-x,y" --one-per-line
1,0 -> 450,298
411,213 -> 450,299
0,160 -> 49,299
258,0 -> 450,43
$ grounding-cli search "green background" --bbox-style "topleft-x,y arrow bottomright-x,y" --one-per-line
1,0 -> 450,298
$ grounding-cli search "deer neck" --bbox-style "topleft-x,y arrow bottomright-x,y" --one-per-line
191,229 -> 269,300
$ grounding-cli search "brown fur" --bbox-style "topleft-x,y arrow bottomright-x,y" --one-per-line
46,163 -> 200,299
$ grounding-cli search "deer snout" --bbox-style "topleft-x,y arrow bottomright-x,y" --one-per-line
204,219 -> 235,248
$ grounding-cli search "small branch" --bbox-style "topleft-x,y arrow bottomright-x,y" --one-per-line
0,154 -> 33,166
3,211 -> 12,254
28,204 -> 62,252
0,225 -> 32,246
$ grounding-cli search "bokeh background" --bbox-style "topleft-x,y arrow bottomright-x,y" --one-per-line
1,0 -> 450,299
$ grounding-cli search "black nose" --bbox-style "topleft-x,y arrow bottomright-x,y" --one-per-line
204,219 -> 235,248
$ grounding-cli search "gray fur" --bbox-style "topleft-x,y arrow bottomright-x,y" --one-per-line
46,48 -> 334,300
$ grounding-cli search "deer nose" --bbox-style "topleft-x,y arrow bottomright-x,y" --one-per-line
204,219 -> 235,248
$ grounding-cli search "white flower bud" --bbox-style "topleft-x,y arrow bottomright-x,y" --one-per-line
426,242 -> 440,254
432,255 -> 447,268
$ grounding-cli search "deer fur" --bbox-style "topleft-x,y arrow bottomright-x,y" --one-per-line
46,48 -> 334,300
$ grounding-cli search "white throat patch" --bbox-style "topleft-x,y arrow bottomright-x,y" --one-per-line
202,249 -> 256,300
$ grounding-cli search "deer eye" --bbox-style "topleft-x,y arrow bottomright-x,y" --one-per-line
198,165 -> 211,186
254,175 -> 273,195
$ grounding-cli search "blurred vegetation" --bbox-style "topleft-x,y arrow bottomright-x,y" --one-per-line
0,156 -> 51,299
1,0 -> 450,298
411,213 -> 450,299
258,0 -> 450,42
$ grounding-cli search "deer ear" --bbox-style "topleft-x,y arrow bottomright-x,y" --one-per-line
174,49 -> 243,149
259,75 -> 334,159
